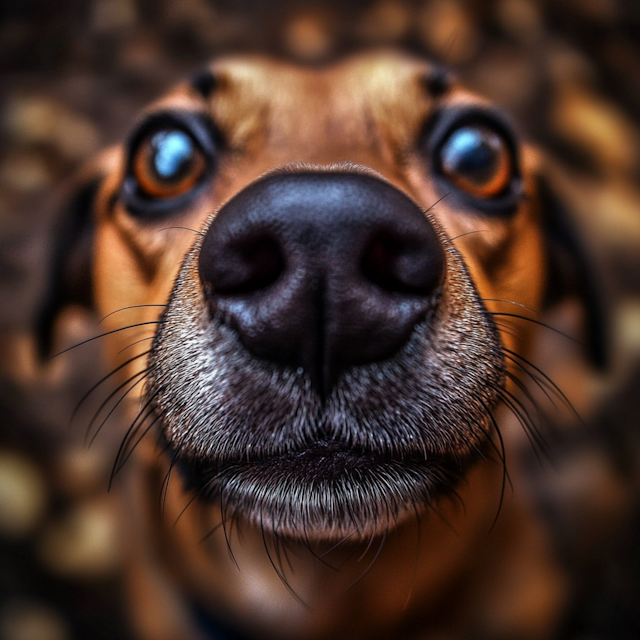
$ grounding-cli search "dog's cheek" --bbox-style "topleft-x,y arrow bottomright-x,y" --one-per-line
92,222 -> 161,366
496,229 -> 546,309
456,218 -> 547,367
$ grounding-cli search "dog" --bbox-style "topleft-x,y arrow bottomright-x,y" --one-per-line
36,51 -> 607,640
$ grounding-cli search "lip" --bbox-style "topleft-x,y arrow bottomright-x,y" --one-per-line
178,437 -> 468,477
167,436 -> 488,540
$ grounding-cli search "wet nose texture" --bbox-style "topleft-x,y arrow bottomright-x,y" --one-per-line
198,172 -> 445,397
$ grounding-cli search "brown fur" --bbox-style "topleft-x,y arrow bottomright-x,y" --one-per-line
41,51 -> 603,640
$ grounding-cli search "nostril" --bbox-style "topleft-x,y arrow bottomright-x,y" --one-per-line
203,235 -> 285,295
361,232 -> 445,295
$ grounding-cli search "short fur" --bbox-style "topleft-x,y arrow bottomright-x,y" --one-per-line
39,52 -> 605,640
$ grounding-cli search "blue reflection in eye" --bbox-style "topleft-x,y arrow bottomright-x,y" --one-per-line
151,130 -> 195,180
441,127 -> 498,184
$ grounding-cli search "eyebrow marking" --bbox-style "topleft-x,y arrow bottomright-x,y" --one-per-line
424,67 -> 454,98
190,69 -> 217,99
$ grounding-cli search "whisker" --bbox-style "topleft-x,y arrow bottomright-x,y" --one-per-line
493,322 -> 521,339
113,412 -> 161,476
319,526 -> 361,559
425,192 -> 450,213
479,399 -> 512,530
219,483 -> 240,571
497,389 -> 550,463
481,298 -> 541,317
489,312 -> 581,346
260,511 -> 308,607
84,367 -> 149,445
502,352 -> 558,411
158,226 -> 205,237
111,389 -> 161,479
98,304 -> 167,325
200,519 -> 225,544
299,520 -> 340,570
50,321 -> 161,359
349,524 -> 388,589
497,383 -> 545,446
445,481 -> 466,518
71,350 -> 150,424
160,450 -> 181,521
502,347 -> 581,423
89,372 -> 150,448
463,403 -> 508,471
504,385 -> 550,451
447,229 -> 489,243
280,538 -> 295,576
428,498 -> 460,535
117,335 -> 155,355
196,473 -> 227,543
505,370 -> 554,427
174,490 -> 202,529
272,524 -> 290,579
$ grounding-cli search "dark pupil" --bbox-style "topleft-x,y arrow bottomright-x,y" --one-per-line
441,127 -> 502,185
150,130 -> 195,182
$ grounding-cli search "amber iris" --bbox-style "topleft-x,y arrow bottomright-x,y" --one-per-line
440,125 -> 511,199
132,129 -> 206,199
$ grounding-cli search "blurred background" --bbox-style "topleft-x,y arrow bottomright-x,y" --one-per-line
0,1 -> 639,638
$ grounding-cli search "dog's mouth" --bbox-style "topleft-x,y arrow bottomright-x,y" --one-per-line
179,437 -> 479,486
169,435 -> 487,540
147,302 -> 504,540
145,265 -> 505,538
146,273 -> 505,538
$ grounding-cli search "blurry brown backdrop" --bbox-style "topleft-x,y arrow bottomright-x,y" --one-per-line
1,1 -> 640,639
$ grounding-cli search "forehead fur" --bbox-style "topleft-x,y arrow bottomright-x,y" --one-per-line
206,52 -> 437,155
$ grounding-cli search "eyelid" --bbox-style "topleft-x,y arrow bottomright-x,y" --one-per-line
425,105 -> 524,216
121,110 -> 218,218
126,110 -> 217,159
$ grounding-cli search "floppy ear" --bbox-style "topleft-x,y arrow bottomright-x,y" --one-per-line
538,174 -> 609,371
35,158 -> 109,360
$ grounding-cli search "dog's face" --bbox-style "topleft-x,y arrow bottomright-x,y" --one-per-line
38,52 -> 604,639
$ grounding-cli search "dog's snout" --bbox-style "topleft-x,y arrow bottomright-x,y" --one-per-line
198,171 -> 445,392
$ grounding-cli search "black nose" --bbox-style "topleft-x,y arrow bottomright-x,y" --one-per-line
198,171 -> 445,395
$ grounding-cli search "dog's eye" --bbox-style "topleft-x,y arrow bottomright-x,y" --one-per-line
132,128 -> 206,199
439,125 -> 511,199
122,111 -> 217,216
